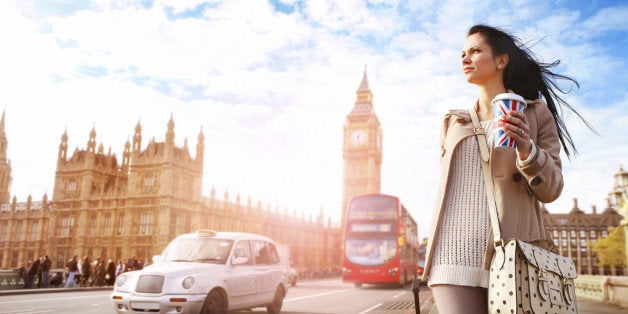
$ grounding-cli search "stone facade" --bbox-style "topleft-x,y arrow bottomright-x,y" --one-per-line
543,198 -> 623,275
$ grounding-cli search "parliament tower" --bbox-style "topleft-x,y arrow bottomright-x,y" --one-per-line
341,68 -> 382,226
0,111 -> 11,204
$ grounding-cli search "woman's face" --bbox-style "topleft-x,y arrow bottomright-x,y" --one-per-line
461,33 -> 503,85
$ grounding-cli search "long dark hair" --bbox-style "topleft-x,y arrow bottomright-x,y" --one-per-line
468,24 -> 594,157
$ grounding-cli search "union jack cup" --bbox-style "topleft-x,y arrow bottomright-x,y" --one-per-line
492,93 -> 526,150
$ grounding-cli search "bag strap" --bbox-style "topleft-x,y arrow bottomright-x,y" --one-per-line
468,108 -> 503,246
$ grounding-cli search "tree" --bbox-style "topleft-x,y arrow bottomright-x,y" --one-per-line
593,226 -> 626,268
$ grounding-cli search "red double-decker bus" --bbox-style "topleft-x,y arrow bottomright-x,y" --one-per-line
342,194 -> 419,287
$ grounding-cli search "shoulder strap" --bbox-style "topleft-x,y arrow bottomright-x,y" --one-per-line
468,108 -> 503,246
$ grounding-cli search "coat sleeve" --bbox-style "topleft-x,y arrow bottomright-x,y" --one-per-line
517,99 -> 563,203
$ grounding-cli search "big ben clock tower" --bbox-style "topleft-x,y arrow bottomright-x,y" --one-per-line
342,67 -> 382,227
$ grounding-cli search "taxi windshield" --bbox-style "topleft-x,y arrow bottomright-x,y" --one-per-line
161,237 -> 234,264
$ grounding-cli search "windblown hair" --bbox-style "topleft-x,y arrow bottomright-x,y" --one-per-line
468,24 -> 593,157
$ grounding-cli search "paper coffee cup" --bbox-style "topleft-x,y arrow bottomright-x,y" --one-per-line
492,93 -> 526,150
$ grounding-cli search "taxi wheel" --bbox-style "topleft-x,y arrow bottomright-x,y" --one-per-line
200,290 -> 226,314
266,286 -> 284,314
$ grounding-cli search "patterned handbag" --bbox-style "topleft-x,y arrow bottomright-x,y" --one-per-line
488,239 -> 578,313
469,108 -> 578,313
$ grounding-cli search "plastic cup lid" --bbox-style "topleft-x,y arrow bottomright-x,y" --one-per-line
492,93 -> 525,103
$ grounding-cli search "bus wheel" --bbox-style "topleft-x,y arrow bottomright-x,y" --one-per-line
354,282 -> 362,288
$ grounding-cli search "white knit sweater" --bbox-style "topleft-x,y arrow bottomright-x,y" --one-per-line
427,120 -> 493,288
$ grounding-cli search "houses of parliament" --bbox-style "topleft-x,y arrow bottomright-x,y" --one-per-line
0,70 -> 625,276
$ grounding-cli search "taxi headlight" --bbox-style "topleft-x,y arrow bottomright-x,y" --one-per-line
182,276 -> 195,289
116,274 -> 128,287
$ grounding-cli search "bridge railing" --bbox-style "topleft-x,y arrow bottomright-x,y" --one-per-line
575,275 -> 628,309
0,269 -> 68,290
0,270 -> 26,290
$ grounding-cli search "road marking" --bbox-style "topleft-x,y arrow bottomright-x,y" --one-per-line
358,302 -> 382,314
0,310 -> 53,314
284,288 -> 356,302
0,294 -> 105,305
392,291 -> 406,299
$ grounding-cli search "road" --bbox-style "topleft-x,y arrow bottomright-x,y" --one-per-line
0,278 -> 427,314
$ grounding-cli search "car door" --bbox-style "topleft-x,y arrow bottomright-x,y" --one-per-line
225,240 -> 257,309
252,240 -> 283,303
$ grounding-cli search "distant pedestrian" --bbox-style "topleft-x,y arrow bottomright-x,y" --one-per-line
26,259 -> 40,289
64,255 -> 79,288
127,257 -> 136,271
50,272 -> 64,288
95,257 -> 106,286
106,260 -> 116,285
81,256 -> 92,287
40,255 -> 52,288
115,260 -> 125,277
36,257 -> 43,288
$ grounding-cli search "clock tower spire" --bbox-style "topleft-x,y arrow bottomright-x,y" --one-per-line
341,66 -> 383,227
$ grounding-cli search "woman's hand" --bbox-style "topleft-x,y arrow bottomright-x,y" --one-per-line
498,110 -> 532,160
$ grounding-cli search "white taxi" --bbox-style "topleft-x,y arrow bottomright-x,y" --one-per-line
111,230 -> 288,314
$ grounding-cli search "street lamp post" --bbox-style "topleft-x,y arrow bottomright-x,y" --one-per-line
608,164 -> 628,273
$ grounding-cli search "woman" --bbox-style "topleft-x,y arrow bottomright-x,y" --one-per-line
422,25 -> 590,313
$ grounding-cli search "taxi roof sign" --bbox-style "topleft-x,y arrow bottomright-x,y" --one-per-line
195,230 -> 217,237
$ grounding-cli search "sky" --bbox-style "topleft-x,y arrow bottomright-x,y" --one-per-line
1,0 -> 626,240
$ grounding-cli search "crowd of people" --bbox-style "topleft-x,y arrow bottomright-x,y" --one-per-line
15,254 -> 340,289
15,255 -> 149,289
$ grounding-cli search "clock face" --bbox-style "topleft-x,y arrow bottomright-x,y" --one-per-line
350,129 -> 368,146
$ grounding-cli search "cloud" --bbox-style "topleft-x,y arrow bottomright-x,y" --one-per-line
583,5 -> 628,33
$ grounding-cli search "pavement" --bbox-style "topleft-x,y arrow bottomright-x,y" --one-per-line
370,284 -> 627,314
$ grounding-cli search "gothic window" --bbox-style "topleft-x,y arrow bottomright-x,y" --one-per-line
169,214 -> 177,236
0,223 -> 7,241
59,216 -> 74,237
117,215 -> 124,235
68,179 -> 77,192
29,222 -> 39,241
104,214 -> 111,236
139,212 -> 154,235
172,175 -> 179,196
15,221 -> 23,241
11,249 -> 19,268
55,249 -> 66,268
90,215 -> 97,237
144,175 -> 155,190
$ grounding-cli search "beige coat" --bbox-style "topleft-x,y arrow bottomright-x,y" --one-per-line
422,99 -> 563,281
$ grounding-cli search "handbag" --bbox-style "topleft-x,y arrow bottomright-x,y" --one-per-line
469,108 -> 578,313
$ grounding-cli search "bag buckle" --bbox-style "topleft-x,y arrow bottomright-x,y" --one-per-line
474,126 -> 485,135
494,239 -> 505,249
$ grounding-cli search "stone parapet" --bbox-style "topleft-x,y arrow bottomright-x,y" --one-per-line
575,275 -> 628,309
